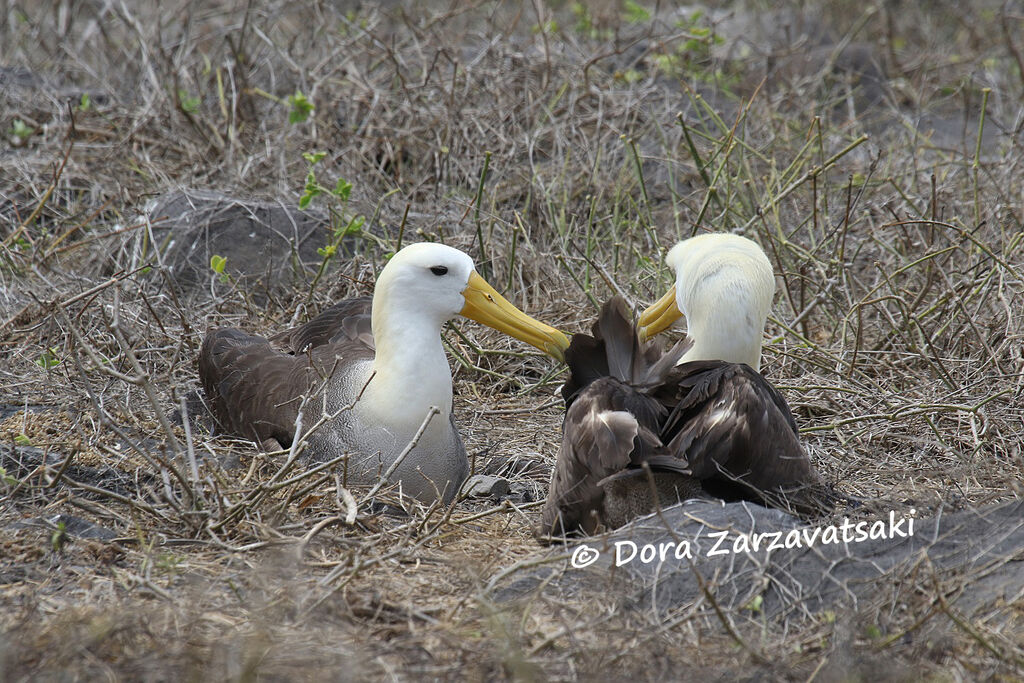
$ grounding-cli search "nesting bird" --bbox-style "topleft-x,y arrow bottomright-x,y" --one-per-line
540,234 -> 833,537
199,242 -> 569,504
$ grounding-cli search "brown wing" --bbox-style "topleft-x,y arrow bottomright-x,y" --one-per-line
659,360 -> 831,514
269,297 -> 374,354
543,296 -> 832,538
199,298 -> 376,448
542,298 -> 695,538
541,377 -> 663,536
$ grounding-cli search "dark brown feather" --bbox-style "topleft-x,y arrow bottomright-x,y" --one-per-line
199,302 -> 376,449
269,297 -> 374,354
540,296 -> 833,539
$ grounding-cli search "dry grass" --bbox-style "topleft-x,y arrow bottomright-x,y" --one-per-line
2,0 -> 1023,679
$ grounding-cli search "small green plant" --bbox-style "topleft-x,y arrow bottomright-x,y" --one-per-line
570,3 -> 611,40
647,11 -> 733,90
9,118 -> 34,142
51,521 -> 67,552
0,465 -> 18,486
210,254 -> 229,283
14,434 -> 31,446
155,552 -> 184,574
288,91 -> 314,123
742,594 -> 764,614
622,0 -> 651,23
531,19 -> 558,34
78,93 -> 91,112
298,152 -> 367,298
36,347 -> 61,369
299,152 -> 356,210
177,89 -> 200,113
205,252 -> 228,284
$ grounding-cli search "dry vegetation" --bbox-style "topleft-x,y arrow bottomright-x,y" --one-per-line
2,0 -> 1023,680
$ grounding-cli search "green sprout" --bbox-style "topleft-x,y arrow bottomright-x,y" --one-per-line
742,594 -> 764,614
36,347 -> 61,369
51,521 -> 68,552
177,89 -> 200,113
298,151 -> 367,299
210,254 -> 230,283
623,0 -> 651,23
9,119 -> 34,141
531,19 -> 558,34
288,91 -> 314,123
299,169 -> 322,209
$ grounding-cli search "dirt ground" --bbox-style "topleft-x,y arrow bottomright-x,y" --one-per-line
2,1 -> 1023,680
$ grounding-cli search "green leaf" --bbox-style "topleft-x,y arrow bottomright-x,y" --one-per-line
177,89 -> 200,113
345,215 -> 365,235
10,119 -> 34,140
51,522 -> 67,552
333,178 -> 352,201
300,169 -> 322,208
36,347 -> 61,369
78,93 -> 91,111
302,151 -> 326,164
0,465 -> 17,486
622,0 -> 650,24
531,19 -> 558,34
288,91 -> 314,123
210,254 -> 227,274
14,434 -> 31,446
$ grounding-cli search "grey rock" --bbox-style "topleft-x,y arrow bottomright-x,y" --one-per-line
11,513 -> 119,541
493,499 -> 1024,621
143,189 -> 359,300
464,474 -> 511,498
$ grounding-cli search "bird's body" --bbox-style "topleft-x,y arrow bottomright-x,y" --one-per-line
200,243 -> 568,504
541,235 -> 832,537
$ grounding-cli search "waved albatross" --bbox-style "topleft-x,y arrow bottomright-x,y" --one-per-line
200,242 -> 569,504
540,234 -> 833,537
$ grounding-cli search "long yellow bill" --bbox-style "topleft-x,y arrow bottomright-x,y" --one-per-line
637,285 -> 683,341
460,271 -> 569,362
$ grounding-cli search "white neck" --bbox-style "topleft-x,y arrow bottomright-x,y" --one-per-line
679,294 -> 765,371
360,291 -> 454,437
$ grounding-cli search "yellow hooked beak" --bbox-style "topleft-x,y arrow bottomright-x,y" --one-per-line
638,285 -> 683,341
460,272 -> 569,362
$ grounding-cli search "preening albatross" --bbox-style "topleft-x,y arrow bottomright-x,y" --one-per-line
199,242 -> 569,504
540,234 -> 833,537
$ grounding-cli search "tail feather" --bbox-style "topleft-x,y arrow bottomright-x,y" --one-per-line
562,296 -> 691,406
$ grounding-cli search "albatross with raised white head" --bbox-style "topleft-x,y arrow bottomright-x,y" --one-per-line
540,234 -> 834,537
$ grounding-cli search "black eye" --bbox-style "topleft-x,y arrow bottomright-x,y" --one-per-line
430,266 -> 448,276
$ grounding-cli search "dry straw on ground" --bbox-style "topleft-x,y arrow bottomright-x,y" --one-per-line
2,0 -> 1023,680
